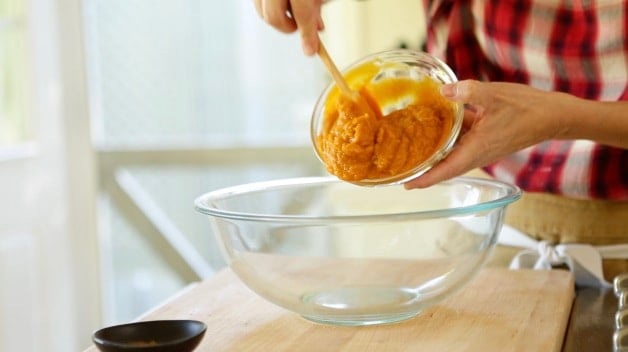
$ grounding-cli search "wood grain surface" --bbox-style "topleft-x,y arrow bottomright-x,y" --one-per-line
85,268 -> 574,352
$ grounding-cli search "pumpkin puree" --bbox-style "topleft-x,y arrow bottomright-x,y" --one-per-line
315,61 -> 456,182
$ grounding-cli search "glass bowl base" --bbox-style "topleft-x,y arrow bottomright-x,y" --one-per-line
301,311 -> 421,326
299,286 -> 423,326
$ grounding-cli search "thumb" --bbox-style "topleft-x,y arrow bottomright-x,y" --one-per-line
440,80 -> 486,106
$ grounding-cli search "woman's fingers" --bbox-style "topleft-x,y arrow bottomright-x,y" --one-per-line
253,0 -> 264,19
404,131 -> 487,189
254,0 -> 297,33
441,80 -> 491,108
405,80 -> 495,189
253,0 -> 324,56
290,0 -> 324,55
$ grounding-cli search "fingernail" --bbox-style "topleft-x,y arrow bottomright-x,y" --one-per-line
303,42 -> 315,56
440,83 -> 456,98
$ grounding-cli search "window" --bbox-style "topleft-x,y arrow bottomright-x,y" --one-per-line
0,0 -> 33,151
83,0 -> 326,323
85,1 -> 325,146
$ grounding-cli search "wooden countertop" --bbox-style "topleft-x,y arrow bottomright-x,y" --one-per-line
85,267 -> 574,352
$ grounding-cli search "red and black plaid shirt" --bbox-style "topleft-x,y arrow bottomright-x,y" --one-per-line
425,0 -> 628,200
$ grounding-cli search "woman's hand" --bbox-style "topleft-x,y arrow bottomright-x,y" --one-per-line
253,0 -> 325,56
405,80 -> 568,189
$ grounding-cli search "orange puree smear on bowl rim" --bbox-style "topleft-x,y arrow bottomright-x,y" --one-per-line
315,61 -> 457,183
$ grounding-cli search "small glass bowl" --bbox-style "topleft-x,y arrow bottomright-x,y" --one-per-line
311,49 -> 463,186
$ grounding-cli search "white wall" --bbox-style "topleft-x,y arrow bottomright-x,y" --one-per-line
322,0 -> 426,69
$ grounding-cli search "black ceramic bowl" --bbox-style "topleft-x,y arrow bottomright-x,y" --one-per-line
92,320 -> 206,352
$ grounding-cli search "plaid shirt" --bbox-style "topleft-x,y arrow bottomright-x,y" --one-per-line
425,0 -> 628,200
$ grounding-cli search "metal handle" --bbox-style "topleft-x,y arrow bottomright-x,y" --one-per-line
614,273 -> 628,297
614,274 -> 628,351
615,328 -> 628,351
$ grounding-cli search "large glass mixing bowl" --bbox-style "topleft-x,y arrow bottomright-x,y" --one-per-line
195,177 -> 521,326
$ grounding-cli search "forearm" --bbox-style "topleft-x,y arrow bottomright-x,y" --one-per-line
557,94 -> 628,149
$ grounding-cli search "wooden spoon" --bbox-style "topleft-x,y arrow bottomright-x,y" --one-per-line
317,38 -> 379,118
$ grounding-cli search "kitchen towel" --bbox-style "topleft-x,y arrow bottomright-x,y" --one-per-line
498,224 -> 625,288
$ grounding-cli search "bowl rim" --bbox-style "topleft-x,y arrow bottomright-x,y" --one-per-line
194,176 -> 522,223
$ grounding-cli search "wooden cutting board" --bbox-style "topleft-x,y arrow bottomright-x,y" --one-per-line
85,268 -> 574,352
